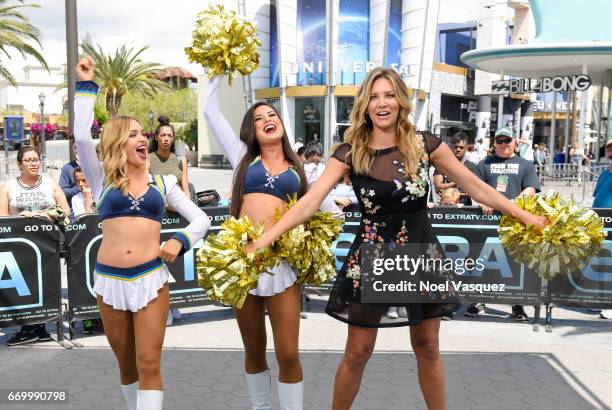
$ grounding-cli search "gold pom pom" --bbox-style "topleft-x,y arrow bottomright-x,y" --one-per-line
498,191 -> 605,279
275,195 -> 344,285
185,4 -> 261,84
196,216 -> 279,308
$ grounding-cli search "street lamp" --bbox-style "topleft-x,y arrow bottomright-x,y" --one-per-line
149,110 -> 154,132
38,92 -> 46,160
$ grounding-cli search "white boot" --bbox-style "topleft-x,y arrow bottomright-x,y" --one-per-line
278,381 -> 303,410
137,390 -> 163,410
245,369 -> 272,410
120,381 -> 138,410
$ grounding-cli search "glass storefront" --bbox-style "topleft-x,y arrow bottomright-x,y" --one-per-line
295,97 -> 326,146
336,96 -> 354,142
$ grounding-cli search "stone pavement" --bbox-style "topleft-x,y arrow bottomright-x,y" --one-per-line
0,298 -> 611,410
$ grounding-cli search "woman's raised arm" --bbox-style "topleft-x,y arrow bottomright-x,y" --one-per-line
74,57 -> 104,200
202,77 -> 246,168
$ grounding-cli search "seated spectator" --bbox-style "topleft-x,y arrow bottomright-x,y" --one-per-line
434,132 -> 476,205
59,140 -> 81,208
0,146 -> 70,346
71,167 -> 95,219
439,188 -> 461,206
464,143 -> 480,164
303,143 -> 326,184
328,174 -> 357,209
296,146 -> 307,164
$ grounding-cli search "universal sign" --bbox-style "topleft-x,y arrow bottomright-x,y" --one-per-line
491,74 -> 591,95
283,61 -> 411,76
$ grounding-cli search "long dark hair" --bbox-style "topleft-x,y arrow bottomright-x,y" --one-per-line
149,115 -> 176,153
230,102 -> 307,218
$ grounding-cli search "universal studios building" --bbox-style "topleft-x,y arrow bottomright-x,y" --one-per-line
197,0 -> 441,164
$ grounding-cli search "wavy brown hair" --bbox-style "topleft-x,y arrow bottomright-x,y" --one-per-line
343,67 -> 423,176
100,115 -> 144,195
230,102 -> 307,218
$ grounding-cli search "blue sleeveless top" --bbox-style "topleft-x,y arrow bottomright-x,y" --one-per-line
244,158 -> 301,201
97,175 -> 166,223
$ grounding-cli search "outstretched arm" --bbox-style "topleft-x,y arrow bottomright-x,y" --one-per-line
74,57 -> 104,200
252,158 -> 348,250
431,144 -> 546,229
202,77 -> 247,168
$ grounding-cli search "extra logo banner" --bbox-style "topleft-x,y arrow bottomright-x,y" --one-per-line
0,217 -> 61,327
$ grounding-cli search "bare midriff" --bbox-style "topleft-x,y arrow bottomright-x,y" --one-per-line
96,217 -> 161,267
239,192 -> 288,231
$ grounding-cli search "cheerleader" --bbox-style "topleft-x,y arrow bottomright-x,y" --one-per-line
248,67 -> 547,409
202,77 -> 341,409
74,58 -> 210,410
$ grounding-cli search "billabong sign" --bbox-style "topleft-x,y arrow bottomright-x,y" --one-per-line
491,74 -> 591,95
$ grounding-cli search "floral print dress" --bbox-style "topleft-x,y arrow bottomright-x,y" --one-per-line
326,134 -> 443,327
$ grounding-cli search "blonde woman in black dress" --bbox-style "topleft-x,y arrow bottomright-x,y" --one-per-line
249,68 -> 546,410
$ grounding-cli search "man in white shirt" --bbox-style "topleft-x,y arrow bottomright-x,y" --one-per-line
303,144 -> 326,185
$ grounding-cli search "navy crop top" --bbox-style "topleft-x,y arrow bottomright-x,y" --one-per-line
97,176 -> 165,223
244,158 -> 301,201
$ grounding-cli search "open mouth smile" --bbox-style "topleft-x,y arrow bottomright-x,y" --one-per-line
264,124 -> 277,134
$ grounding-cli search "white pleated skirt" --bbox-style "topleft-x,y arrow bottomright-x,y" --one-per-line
249,260 -> 298,297
94,258 -> 176,312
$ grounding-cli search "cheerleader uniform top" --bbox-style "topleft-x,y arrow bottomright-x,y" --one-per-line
202,76 -> 342,297
244,158 -> 301,201
74,80 -> 210,256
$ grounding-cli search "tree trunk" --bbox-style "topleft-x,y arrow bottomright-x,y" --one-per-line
105,90 -> 122,117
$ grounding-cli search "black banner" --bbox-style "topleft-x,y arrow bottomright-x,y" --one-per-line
65,207 -> 230,320
4,205 -> 611,327
428,206 -> 542,304
548,208 -> 612,308
0,217 -> 61,327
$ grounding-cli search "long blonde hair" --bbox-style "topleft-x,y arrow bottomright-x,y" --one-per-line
343,67 -> 423,176
100,116 -> 144,195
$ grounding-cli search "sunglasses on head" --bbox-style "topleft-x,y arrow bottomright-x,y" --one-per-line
495,138 -> 512,145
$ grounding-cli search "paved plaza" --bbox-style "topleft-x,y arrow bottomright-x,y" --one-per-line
0,297 -> 611,409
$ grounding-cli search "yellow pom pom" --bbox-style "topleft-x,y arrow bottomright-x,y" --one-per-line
196,216 -> 279,308
275,195 -> 344,285
185,4 -> 261,84
498,191 -> 605,279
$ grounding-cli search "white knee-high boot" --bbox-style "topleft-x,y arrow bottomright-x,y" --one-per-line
278,381 -> 303,410
245,369 -> 272,410
120,381 -> 138,410
136,390 -> 163,410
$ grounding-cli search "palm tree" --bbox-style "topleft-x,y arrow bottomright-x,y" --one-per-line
82,43 -> 170,116
0,0 -> 48,85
